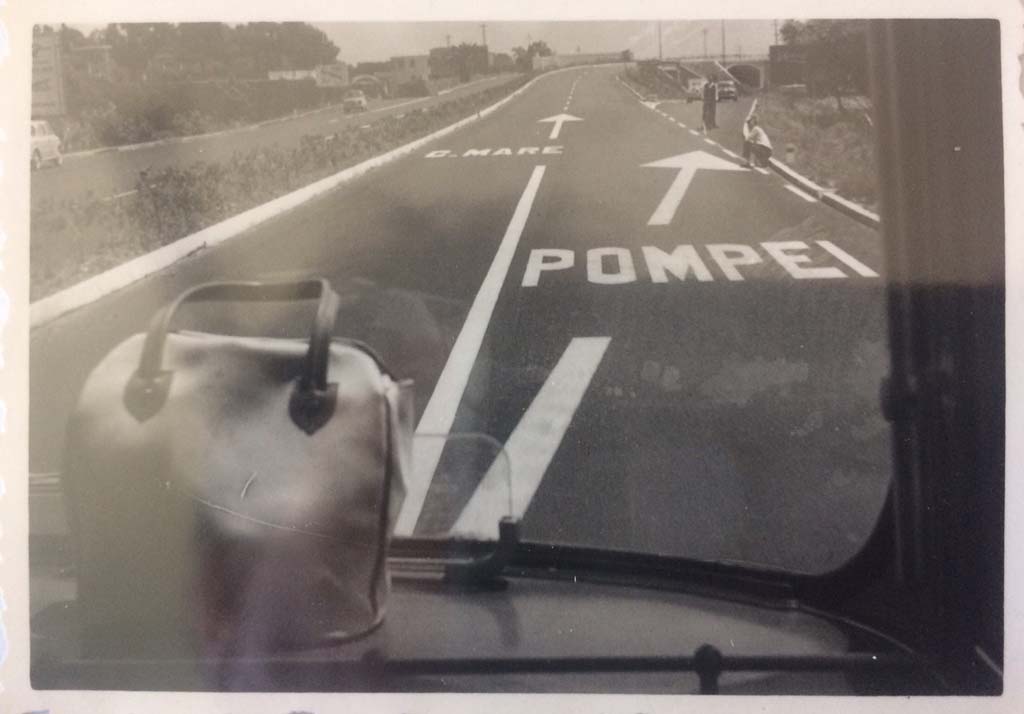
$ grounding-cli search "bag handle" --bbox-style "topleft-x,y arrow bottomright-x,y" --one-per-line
124,279 -> 341,434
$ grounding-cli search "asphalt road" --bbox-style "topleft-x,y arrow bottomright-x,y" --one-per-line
30,65 -> 891,577
28,74 -> 518,209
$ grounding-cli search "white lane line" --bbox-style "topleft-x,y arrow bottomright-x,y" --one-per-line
784,184 -> 817,202
703,138 -> 716,145
102,189 -> 138,202
688,129 -> 701,136
817,240 -> 880,277
395,165 -> 547,535
755,166 -> 770,175
453,337 -> 611,538
722,148 -> 740,159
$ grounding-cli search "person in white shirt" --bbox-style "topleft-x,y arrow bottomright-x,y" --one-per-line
742,115 -> 773,168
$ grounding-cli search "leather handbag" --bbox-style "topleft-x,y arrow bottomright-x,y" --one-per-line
62,279 -> 412,658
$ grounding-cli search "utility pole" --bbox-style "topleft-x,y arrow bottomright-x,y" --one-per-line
446,34 -> 451,48
773,20 -> 779,45
658,21 -> 663,60
720,20 -> 726,63
480,23 -> 487,49
702,27 -> 708,58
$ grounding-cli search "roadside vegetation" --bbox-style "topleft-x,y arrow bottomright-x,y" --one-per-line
756,91 -> 878,210
31,77 -> 529,301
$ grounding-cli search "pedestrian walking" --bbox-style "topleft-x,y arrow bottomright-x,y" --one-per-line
702,77 -> 718,131
742,115 -> 773,168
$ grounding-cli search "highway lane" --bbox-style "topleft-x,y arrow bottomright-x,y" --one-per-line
28,73 -> 519,209
30,65 -> 891,576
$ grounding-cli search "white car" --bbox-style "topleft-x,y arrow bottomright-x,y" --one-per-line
342,90 -> 369,113
31,119 -> 63,170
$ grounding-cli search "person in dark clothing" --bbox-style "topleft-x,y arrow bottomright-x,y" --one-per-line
702,77 -> 718,131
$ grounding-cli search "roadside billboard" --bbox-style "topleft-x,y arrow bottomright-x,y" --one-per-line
32,33 -> 66,118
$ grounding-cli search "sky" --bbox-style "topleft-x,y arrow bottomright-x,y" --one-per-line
317,20 -> 780,65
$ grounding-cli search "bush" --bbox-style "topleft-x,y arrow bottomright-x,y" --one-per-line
757,92 -> 878,208
31,76 -> 529,300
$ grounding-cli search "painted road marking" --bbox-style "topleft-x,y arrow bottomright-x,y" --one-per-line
521,242 -> 880,285
688,129 -> 701,136
425,146 -> 563,158
722,148 -> 740,159
703,138 -> 717,145
395,165 -> 548,535
755,166 -> 771,175
784,184 -> 818,202
102,189 -> 138,202
818,240 -> 880,277
641,150 -> 747,226
453,337 -> 611,538
538,113 -> 583,140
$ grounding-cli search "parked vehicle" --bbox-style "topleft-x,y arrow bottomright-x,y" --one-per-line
30,119 -> 62,170
717,79 -> 738,101
685,78 -> 704,103
342,89 -> 369,113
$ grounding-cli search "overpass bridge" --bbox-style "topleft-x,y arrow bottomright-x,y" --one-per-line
666,54 -> 771,89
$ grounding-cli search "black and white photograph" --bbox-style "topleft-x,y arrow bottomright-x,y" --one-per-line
0,1 -> 1019,710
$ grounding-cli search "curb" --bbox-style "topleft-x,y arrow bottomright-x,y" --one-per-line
621,82 -> 881,231
30,66 -> 596,329
767,158 -> 880,229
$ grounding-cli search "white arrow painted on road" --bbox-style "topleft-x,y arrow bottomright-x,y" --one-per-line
642,150 -> 747,226
538,113 -> 583,140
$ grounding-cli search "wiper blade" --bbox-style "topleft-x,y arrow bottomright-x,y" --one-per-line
389,517 -> 521,589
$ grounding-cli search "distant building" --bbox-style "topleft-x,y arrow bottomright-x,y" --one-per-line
353,60 -> 392,76
388,55 -> 429,85
428,47 -> 458,78
533,53 -> 621,71
428,45 -> 489,79
315,62 -> 350,87
268,69 -> 318,81
491,52 -> 514,73
66,44 -> 114,80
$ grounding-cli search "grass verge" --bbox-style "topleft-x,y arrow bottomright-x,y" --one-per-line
31,77 -> 528,301
754,91 -> 878,210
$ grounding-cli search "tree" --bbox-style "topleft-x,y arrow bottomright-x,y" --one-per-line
527,40 -> 553,58
620,49 -> 634,63
779,19 -> 868,111
451,42 -> 488,82
511,40 -> 554,72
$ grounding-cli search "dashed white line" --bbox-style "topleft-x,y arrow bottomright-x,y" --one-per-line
703,138 -> 717,145
755,166 -> 771,175
722,148 -> 740,159
784,184 -> 818,202
395,165 -> 548,535
688,129 -> 701,136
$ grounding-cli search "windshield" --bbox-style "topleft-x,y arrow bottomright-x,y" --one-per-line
26,17 -> 993,593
